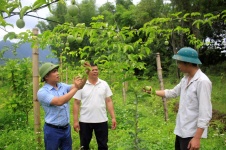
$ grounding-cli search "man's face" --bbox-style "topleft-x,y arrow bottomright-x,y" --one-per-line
177,61 -> 189,73
45,68 -> 60,82
88,66 -> 99,78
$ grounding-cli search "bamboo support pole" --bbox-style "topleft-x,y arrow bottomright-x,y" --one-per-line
122,72 -> 128,104
66,66 -> 68,84
122,81 -> 128,103
32,28 -> 41,143
60,53 -> 63,82
156,53 -> 168,121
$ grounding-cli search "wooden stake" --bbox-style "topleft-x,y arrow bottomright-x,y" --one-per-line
60,53 -> 63,82
122,73 -> 128,104
156,53 -> 168,121
122,81 -> 128,103
66,66 -> 68,84
32,28 -> 41,143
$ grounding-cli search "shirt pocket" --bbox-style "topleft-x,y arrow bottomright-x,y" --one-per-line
186,89 -> 199,110
186,95 -> 199,110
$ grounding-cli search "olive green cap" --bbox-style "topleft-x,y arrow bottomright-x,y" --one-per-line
172,47 -> 202,64
39,63 -> 59,82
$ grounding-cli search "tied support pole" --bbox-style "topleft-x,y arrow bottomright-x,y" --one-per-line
32,28 -> 41,143
156,53 -> 168,121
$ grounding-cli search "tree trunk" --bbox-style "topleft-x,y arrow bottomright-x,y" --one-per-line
171,32 -> 180,79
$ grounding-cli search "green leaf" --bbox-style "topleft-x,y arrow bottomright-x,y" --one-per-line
8,3 -> 18,15
32,0 -> 46,10
127,45 -> 134,52
221,10 -> 226,14
204,13 -> 214,18
183,13 -> 190,21
123,45 -> 128,53
192,19 -> 204,29
222,14 -> 226,19
83,46 -> 91,51
191,12 -> 201,17
170,12 -> 182,18
80,52 -> 88,58
0,17 -> 13,27
20,6 -> 30,19
3,32 -> 16,41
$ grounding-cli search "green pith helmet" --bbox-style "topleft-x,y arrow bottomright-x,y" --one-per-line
172,47 -> 202,64
39,62 -> 59,82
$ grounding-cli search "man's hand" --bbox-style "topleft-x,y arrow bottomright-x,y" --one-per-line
74,77 -> 86,89
83,62 -> 91,68
73,121 -> 80,133
187,137 -> 200,150
111,118 -> 117,130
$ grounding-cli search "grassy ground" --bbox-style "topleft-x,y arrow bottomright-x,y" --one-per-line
70,76 -> 226,149
0,75 -> 225,150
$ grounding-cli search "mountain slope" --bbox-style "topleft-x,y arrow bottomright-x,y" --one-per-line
0,40 -> 58,64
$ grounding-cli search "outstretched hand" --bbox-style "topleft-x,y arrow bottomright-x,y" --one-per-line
83,62 -> 92,74
83,61 -> 91,68
74,77 -> 86,90
143,86 -> 156,96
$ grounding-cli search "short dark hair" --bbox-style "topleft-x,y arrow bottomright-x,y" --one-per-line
89,62 -> 97,67
180,61 -> 198,67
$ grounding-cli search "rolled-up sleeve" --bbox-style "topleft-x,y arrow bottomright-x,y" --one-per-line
165,82 -> 181,99
73,89 -> 82,100
197,79 -> 212,129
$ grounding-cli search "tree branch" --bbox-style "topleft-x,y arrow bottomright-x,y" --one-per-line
3,0 -> 60,19
0,26 -> 9,32
25,14 -> 62,24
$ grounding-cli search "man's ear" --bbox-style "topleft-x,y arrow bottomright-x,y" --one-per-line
44,72 -> 50,81
43,75 -> 47,82
85,66 -> 92,74
85,69 -> 89,74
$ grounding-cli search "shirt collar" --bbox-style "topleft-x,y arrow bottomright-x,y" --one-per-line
86,78 -> 101,85
185,69 -> 202,87
44,82 -> 62,90
190,69 -> 202,82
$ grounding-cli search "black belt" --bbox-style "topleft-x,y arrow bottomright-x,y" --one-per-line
45,123 -> 69,129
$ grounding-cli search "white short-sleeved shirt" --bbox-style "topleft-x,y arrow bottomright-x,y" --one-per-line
73,78 -> 113,123
164,69 -> 212,138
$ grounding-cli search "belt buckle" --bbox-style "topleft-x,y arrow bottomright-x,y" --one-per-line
62,124 -> 68,129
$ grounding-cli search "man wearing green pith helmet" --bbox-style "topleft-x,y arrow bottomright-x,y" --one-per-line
37,62 -> 86,150
156,47 -> 212,150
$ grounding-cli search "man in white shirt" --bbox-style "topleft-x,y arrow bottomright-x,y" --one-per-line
156,47 -> 212,150
73,62 -> 117,150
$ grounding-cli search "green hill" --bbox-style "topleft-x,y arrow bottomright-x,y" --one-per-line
0,40 -> 58,64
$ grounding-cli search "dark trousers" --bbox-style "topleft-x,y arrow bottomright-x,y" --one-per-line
44,124 -> 72,150
175,135 -> 193,150
79,122 -> 108,150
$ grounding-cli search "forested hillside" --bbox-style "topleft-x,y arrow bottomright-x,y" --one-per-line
0,40 -> 58,64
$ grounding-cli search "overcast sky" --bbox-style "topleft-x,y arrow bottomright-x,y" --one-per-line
1,0 -> 141,41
